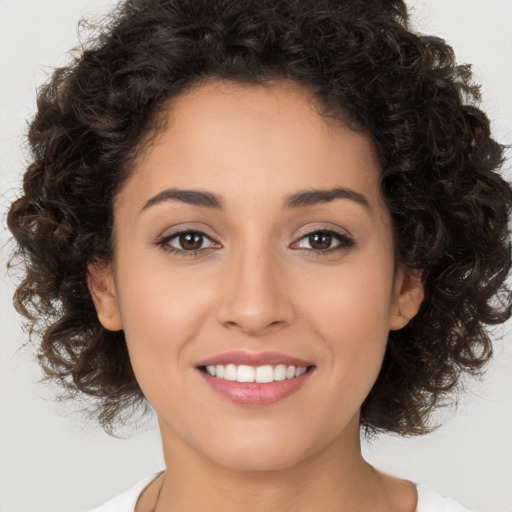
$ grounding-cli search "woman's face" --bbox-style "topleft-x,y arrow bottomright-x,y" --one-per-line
90,80 -> 421,471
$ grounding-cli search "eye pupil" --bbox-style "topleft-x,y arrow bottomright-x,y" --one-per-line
180,232 -> 203,250
310,233 -> 332,250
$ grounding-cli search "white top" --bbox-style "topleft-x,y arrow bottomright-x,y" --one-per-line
87,473 -> 473,512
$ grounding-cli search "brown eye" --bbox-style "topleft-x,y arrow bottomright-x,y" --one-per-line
157,230 -> 218,254
178,232 -> 204,251
294,229 -> 355,253
308,232 -> 333,251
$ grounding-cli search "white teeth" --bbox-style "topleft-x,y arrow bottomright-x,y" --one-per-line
224,364 -> 237,381
274,364 -> 287,381
204,364 -> 309,383
237,365 -> 255,383
255,365 -> 274,383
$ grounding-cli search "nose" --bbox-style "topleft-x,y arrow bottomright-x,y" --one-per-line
216,243 -> 295,336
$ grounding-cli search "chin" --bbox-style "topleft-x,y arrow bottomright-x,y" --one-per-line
199,425 -> 322,472
208,446 -> 310,473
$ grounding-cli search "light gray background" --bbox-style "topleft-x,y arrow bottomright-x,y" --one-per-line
1,1 -> 511,511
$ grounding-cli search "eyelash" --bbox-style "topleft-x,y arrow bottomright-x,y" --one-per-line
155,228 -> 355,257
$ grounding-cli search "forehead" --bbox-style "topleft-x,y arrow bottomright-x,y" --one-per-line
118,79 -> 383,214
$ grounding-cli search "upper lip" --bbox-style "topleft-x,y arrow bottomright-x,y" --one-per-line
196,351 -> 314,368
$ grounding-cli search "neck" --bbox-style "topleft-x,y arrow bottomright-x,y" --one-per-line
149,417 -> 410,512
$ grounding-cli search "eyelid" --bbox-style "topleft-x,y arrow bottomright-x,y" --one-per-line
156,223 -> 218,242
293,223 -> 353,240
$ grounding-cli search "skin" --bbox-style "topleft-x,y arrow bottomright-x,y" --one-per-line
89,79 -> 423,512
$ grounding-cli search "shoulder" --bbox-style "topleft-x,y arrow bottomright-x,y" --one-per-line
86,473 -> 162,512
416,484 -> 474,512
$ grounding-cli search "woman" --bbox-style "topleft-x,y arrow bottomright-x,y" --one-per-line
6,0 -> 511,510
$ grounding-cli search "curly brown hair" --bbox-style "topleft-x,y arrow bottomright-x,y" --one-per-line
7,0 -> 512,435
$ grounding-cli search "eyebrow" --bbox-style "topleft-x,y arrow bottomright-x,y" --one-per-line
141,186 -> 371,212
284,187 -> 370,210
142,189 -> 224,210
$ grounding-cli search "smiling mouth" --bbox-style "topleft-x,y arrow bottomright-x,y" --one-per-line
198,364 -> 314,384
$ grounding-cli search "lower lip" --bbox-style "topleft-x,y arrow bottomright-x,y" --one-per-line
198,369 -> 313,406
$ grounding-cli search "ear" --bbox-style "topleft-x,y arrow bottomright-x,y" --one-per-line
87,262 -> 123,331
389,265 -> 424,330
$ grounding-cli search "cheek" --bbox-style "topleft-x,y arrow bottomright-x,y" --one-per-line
291,264 -> 393,436
304,257 -> 395,378
113,261 -> 212,390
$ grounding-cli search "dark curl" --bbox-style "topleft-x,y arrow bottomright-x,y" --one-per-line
7,0 -> 512,434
